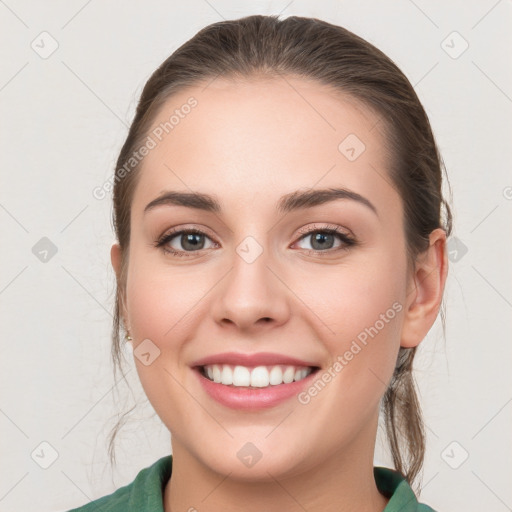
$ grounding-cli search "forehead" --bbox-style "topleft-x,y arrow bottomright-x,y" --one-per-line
131,76 -> 396,215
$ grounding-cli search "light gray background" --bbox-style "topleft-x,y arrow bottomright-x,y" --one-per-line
1,1 -> 511,511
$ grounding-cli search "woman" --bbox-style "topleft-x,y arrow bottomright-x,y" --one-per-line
69,14 -> 450,512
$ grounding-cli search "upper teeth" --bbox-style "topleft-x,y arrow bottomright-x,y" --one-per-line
203,364 -> 313,387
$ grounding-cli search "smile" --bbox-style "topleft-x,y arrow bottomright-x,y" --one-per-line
194,364 -> 320,410
200,364 -> 317,388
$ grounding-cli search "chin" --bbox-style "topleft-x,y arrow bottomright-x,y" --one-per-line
192,442 -> 307,482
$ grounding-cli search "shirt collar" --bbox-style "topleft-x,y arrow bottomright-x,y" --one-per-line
130,456 -> 428,512
374,466 -> 426,511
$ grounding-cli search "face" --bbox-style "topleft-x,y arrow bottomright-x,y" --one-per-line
115,76 -> 414,480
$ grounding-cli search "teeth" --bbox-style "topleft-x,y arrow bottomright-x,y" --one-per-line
232,366 -> 250,386
212,365 -> 222,383
250,366 -> 269,388
202,364 -> 314,387
221,365 -> 233,385
282,366 -> 295,383
269,366 -> 283,385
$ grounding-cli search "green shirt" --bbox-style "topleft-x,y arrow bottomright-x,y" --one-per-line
67,455 -> 436,511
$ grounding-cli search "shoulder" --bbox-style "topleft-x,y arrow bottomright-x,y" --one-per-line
66,455 -> 173,512
374,466 -> 438,512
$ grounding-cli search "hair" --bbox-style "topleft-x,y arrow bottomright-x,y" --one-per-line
107,14 -> 452,492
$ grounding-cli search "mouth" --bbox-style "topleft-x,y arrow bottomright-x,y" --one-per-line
195,364 -> 321,388
190,352 -> 322,409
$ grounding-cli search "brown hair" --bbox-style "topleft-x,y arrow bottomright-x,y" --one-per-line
108,14 -> 452,491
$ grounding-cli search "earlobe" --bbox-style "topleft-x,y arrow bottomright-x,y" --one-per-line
400,229 -> 448,348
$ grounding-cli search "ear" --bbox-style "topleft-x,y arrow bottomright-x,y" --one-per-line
111,242 -> 122,280
111,243 -> 128,328
400,228 -> 448,348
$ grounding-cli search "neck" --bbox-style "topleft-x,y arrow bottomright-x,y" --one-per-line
164,414 -> 389,512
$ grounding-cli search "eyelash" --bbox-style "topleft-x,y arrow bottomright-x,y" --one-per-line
154,226 -> 357,257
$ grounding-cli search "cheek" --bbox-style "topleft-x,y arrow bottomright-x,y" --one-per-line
123,250 -> 222,393
292,279 -> 404,445
123,258 -> 201,416
125,252 -> 204,342
296,248 -> 405,340
293,245 -> 407,393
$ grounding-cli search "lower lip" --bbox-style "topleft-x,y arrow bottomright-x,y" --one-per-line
194,368 -> 318,410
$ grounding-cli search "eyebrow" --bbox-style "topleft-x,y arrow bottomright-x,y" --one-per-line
143,187 -> 378,216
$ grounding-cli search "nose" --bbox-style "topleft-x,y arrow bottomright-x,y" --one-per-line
210,243 -> 291,332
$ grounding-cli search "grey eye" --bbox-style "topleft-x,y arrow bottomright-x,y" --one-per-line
296,231 -> 342,251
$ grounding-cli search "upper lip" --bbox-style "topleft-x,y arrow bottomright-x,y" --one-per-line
191,352 -> 320,368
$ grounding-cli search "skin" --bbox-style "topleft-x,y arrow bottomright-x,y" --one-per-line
111,76 -> 448,512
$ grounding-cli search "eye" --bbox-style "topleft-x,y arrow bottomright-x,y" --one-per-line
155,228 -> 217,256
294,227 -> 356,253
154,225 -> 356,257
